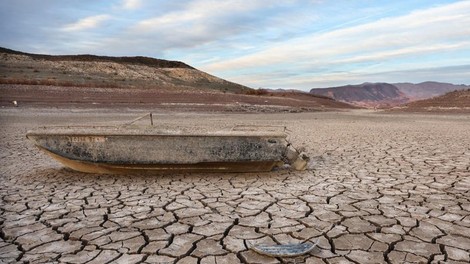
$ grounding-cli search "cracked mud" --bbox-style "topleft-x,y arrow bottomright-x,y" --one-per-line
1,109 -> 469,263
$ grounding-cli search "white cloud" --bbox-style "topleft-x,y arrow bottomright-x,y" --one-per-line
62,14 -> 111,32
135,0 -> 271,30
128,0 -> 291,49
122,0 -> 142,10
201,1 -> 470,87
71,0 -> 318,57
335,42 -> 470,65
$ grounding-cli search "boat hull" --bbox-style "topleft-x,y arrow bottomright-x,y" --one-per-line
27,127 -> 288,174
39,147 -> 282,173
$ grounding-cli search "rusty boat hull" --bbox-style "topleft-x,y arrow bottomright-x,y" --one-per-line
26,126 -> 289,174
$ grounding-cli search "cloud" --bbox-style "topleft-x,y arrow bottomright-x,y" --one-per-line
2,0 -> 468,89
134,0 -> 271,29
121,0 -> 142,10
124,0 -> 294,50
201,1 -> 470,88
62,14 -> 111,32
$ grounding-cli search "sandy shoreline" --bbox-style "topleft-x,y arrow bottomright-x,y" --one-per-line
1,108 -> 469,263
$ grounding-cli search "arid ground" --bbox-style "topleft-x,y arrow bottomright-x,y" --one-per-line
1,108 -> 469,263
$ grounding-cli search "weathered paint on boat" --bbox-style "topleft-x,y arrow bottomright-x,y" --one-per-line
26,126 -> 291,174
37,147 -> 282,173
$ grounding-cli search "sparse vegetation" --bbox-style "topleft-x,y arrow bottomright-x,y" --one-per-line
0,78 -> 120,88
243,88 -> 270,96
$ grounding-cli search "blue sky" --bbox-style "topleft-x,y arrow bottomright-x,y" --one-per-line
1,0 -> 469,90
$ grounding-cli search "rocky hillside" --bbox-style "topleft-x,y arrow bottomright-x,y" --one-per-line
0,47 -> 250,93
310,82 -> 468,107
398,89 -> 470,112
310,83 -> 408,107
394,81 -> 469,100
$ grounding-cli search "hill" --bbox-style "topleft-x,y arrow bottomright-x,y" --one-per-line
396,89 -> 470,113
0,47 -> 355,111
0,47 -> 249,93
310,83 -> 408,107
310,82 -> 468,107
394,81 -> 469,100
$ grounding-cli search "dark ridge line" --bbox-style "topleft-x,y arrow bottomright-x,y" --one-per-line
0,46 -> 193,69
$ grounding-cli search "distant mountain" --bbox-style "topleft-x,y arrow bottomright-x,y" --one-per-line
393,81 -> 469,100
399,89 -> 470,112
310,83 -> 408,107
310,82 -> 469,107
0,47 -> 250,93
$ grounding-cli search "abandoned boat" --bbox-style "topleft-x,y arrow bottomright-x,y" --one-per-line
26,123 -> 307,174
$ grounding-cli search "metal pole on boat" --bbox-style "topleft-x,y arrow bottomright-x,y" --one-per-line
120,112 -> 154,127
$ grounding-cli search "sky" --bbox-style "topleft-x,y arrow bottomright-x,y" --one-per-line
1,0 -> 469,91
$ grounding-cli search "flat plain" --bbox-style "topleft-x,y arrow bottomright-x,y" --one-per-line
1,108 -> 469,263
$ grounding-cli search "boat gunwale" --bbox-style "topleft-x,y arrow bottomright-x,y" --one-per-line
26,126 -> 288,138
